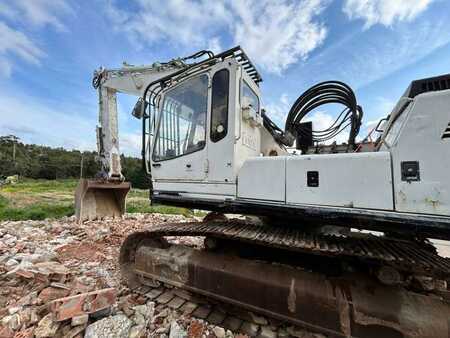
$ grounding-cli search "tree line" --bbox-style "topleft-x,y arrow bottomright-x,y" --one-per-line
0,135 -> 150,189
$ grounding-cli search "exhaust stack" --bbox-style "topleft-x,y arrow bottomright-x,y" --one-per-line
75,179 -> 131,222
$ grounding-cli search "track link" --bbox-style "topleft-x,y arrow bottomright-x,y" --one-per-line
132,220 -> 450,279
120,220 -> 450,338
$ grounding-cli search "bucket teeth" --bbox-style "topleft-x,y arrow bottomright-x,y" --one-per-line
75,179 -> 131,222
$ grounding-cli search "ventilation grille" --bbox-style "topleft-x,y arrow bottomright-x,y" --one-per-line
442,122 -> 450,139
408,74 -> 450,98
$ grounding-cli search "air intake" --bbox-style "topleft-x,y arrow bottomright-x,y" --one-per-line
406,74 -> 450,98
442,122 -> 450,139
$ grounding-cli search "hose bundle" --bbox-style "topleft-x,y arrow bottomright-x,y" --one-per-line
279,81 -> 363,147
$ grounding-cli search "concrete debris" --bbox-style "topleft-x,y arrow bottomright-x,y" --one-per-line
84,314 -> 132,338
0,213 -> 325,337
71,314 -> 89,327
169,321 -> 187,338
34,314 -> 59,338
212,326 -> 226,338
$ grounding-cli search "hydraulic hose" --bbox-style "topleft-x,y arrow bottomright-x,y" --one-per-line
264,81 -> 363,148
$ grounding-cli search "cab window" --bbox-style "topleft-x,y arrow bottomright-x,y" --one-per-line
242,81 -> 259,112
210,69 -> 229,143
153,74 -> 208,161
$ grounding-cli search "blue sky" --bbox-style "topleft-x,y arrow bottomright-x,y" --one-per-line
1,0 -> 450,156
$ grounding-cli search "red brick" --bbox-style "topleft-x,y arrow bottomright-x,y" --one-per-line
0,326 -> 14,338
13,328 -> 34,338
188,320 -> 205,338
39,287 -> 70,303
49,288 -> 117,321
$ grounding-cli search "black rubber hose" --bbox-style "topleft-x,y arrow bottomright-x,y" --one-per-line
284,81 -> 363,147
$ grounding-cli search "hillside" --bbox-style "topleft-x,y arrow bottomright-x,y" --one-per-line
0,135 -> 149,189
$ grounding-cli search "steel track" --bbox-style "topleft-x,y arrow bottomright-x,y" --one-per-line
119,220 -> 450,338
129,220 -> 450,278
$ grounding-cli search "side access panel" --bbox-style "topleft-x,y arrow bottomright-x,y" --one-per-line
237,157 -> 286,202
286,152 -> 393,210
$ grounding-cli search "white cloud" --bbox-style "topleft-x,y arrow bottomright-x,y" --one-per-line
0,3 -> 18,20
207,37 -> 222,55
364,97 -> 395,128
0,22 -> 45,76
304,111 -> 349,144
231,0 -> 328,73
343,0 -> 434,28
302,14 -> 450,90
105,0 -> 329,74
264,93 -> 291,126
0,0 -> 73,30
106,0 -> 230,47
0,92 -> 95,151
265,94 -> 352,144
0,1 -> 72,77
120,133 -> 142,157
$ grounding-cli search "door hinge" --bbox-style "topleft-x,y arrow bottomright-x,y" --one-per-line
204,159 -> 209,173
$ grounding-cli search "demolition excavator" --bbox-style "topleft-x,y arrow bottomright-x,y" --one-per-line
75,46 -> 450,337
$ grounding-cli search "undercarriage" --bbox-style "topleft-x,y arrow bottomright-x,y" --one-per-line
119,219 -> 450,338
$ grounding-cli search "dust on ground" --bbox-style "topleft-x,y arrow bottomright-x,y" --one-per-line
0,213 -> 229,338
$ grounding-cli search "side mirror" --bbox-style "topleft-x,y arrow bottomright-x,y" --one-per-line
131,98 -> 147,119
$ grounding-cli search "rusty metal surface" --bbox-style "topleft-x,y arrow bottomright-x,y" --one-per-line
145,220 -> 450,278
119,220 -> 450,337
75,179 -> 130,222
131,243 -> 450,338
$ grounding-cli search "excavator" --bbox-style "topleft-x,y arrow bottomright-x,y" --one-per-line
75,46 -> 450,337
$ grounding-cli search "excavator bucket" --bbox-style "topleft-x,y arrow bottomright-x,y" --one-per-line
75,179 -> 131,222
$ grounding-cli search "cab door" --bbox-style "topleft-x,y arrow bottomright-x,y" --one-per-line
206,64 -> 237,183
150,74 -> 209,181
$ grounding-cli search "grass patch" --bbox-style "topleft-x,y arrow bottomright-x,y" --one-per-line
1,178 -> 77,194
0,178 -> 202,221
0,188 -> 74,220
126,199 -> 195,218
0,203 -> 74,221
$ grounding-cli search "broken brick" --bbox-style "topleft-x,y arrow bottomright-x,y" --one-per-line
0,326 -> 14,338
49,288 -> 117,321
38,287 -> 70,303
187,320 -> 205,338
13,328 -> 34,338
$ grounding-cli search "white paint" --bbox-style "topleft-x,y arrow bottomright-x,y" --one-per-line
286,152 -> 393,210
384,90 -> 450,216
237,157 -> 286,202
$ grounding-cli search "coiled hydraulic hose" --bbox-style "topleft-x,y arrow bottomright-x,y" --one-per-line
265,81 -> 363,148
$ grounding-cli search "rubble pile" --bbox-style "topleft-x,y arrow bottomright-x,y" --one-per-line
0,214 -> 321,338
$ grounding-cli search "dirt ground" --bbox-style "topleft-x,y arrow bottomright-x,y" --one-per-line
0,213 -> 219,338
1,213 -> 449,338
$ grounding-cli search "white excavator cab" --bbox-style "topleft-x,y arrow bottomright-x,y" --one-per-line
75,47 -> 263,221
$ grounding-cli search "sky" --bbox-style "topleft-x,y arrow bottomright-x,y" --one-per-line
1,0 -> 450,156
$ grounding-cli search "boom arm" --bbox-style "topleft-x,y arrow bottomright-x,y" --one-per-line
93,62 -> 185,181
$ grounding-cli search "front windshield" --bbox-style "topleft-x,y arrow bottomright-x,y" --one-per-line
153,74 -> 208,161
